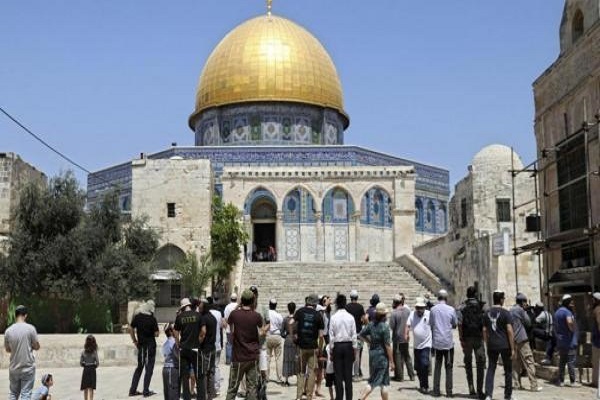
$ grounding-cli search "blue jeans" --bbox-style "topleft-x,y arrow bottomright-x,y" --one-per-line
9,368 -> 35,400
558,348 -> 576,383
414,347 -> 430,390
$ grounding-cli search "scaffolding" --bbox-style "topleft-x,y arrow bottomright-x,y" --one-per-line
510,115 -> 600,303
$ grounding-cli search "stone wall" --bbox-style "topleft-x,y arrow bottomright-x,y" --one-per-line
131,158 -> 213,259
0,153 -> 46,239
413,145 -> 541,304
533,2 -> 600,297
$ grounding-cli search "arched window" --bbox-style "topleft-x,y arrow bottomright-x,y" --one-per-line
438,203 -> 447,233
322,187 -> 354,223
572,9 -> 584,43
154,244 -> 186,269
425,200 -> 436,231
415,199 -> 424,229
360,187 -> 392,227
284,189 -> 301,223
282,187 -> 316,223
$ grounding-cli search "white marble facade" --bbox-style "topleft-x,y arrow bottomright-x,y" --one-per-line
221,165 -> 416,267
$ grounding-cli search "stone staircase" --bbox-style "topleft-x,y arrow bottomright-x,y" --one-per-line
532,340 -> 594,384
240,261 -> 433,310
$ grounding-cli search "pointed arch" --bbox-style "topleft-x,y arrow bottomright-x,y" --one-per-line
415,198 -> 424,230
360,185 -> 393,227
437,202 -> 447,233
425,200 -> 436,232
243,186 -> 277,216
322,186 -> 355,223
283,186 -> 317,223
154,244 -> 186,269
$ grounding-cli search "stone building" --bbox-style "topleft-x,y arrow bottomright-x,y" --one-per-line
532,0 -> 600,306
411,145 -> 541,304
88,9 -> 449,300
0,152 -> 47,248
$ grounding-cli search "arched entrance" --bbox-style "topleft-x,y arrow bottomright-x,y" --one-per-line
245,188 -> 278,261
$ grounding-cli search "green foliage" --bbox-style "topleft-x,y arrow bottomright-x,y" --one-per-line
210,196 -> 248,277
174,251 -> 223,297
0,171 -> 160,331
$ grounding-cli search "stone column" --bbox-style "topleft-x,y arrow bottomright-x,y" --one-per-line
276,211 -> 284,261
315,212 -> 323,261
349,211 -> 361,262
393,175 -> 416,258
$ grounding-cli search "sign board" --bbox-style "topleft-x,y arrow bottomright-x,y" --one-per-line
492,232 -> 509,256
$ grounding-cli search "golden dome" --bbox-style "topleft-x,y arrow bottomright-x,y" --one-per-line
189,14 -> 348,128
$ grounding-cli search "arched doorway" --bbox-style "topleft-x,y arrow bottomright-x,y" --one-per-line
245,188 -> 278,261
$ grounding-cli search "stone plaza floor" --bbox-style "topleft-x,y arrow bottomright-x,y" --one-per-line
0,346 -> 597,400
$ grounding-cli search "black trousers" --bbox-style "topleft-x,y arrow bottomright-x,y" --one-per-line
462,337 -> 485,395
198,350 -> 216,400
180,348 -> 200,400
163,366 -> 180,400
485,348 -> 512,400
333,342 -> 354,400
130,343 -> 157,395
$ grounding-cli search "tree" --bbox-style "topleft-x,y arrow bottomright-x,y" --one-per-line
174,251 -> 223,298
210,196 -> 248,280
0,172 -> 160,331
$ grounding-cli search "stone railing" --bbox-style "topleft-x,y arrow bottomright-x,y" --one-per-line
0,334 -> 166,369
396,254 -> 448,298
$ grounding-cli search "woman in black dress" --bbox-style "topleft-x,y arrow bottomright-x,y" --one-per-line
81,334 -> 99,400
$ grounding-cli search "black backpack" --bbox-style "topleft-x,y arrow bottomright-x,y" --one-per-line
461,300 -> 484,335
280,316 -> 289,339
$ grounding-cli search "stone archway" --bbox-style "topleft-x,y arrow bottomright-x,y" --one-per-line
245,188 -> 278,261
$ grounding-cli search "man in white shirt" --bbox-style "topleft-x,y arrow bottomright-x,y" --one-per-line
329,294 -> 357,400
223,293 -> 238,365
429,289 -> 458,397
266,298 -> 284,383
406,297 -> 432,394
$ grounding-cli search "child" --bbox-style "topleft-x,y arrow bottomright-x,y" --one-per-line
32,373 -> 53,400
162,323 -> 180,400
80,334 -> 99,400
324,344 -> 335,400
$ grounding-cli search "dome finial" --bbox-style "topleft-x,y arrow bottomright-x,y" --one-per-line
267,0 -> 272,16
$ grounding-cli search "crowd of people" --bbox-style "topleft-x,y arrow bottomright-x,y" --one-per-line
4,287 -> 600,400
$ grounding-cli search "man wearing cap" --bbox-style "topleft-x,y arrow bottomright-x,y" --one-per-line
510,293 -> 540,392
346,290 -> 366,379
225,289 -> 265,400
483,290 -> 515,400
129,300 -> 160,397
223,293 -> 239,365
429,289 -> 457,397
406,297 -> 432,394
175,297 -> 207,400
390,294 -> 414,382
4,305 -> 40,400
592,292 -> 600,388
554,294 -> 579,387
294,293 -> 325,400
266,298 -> 284,383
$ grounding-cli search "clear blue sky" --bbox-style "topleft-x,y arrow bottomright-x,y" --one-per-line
1,1 -> 564,188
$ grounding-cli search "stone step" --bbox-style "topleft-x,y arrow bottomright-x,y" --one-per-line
240,260 -> 434,310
